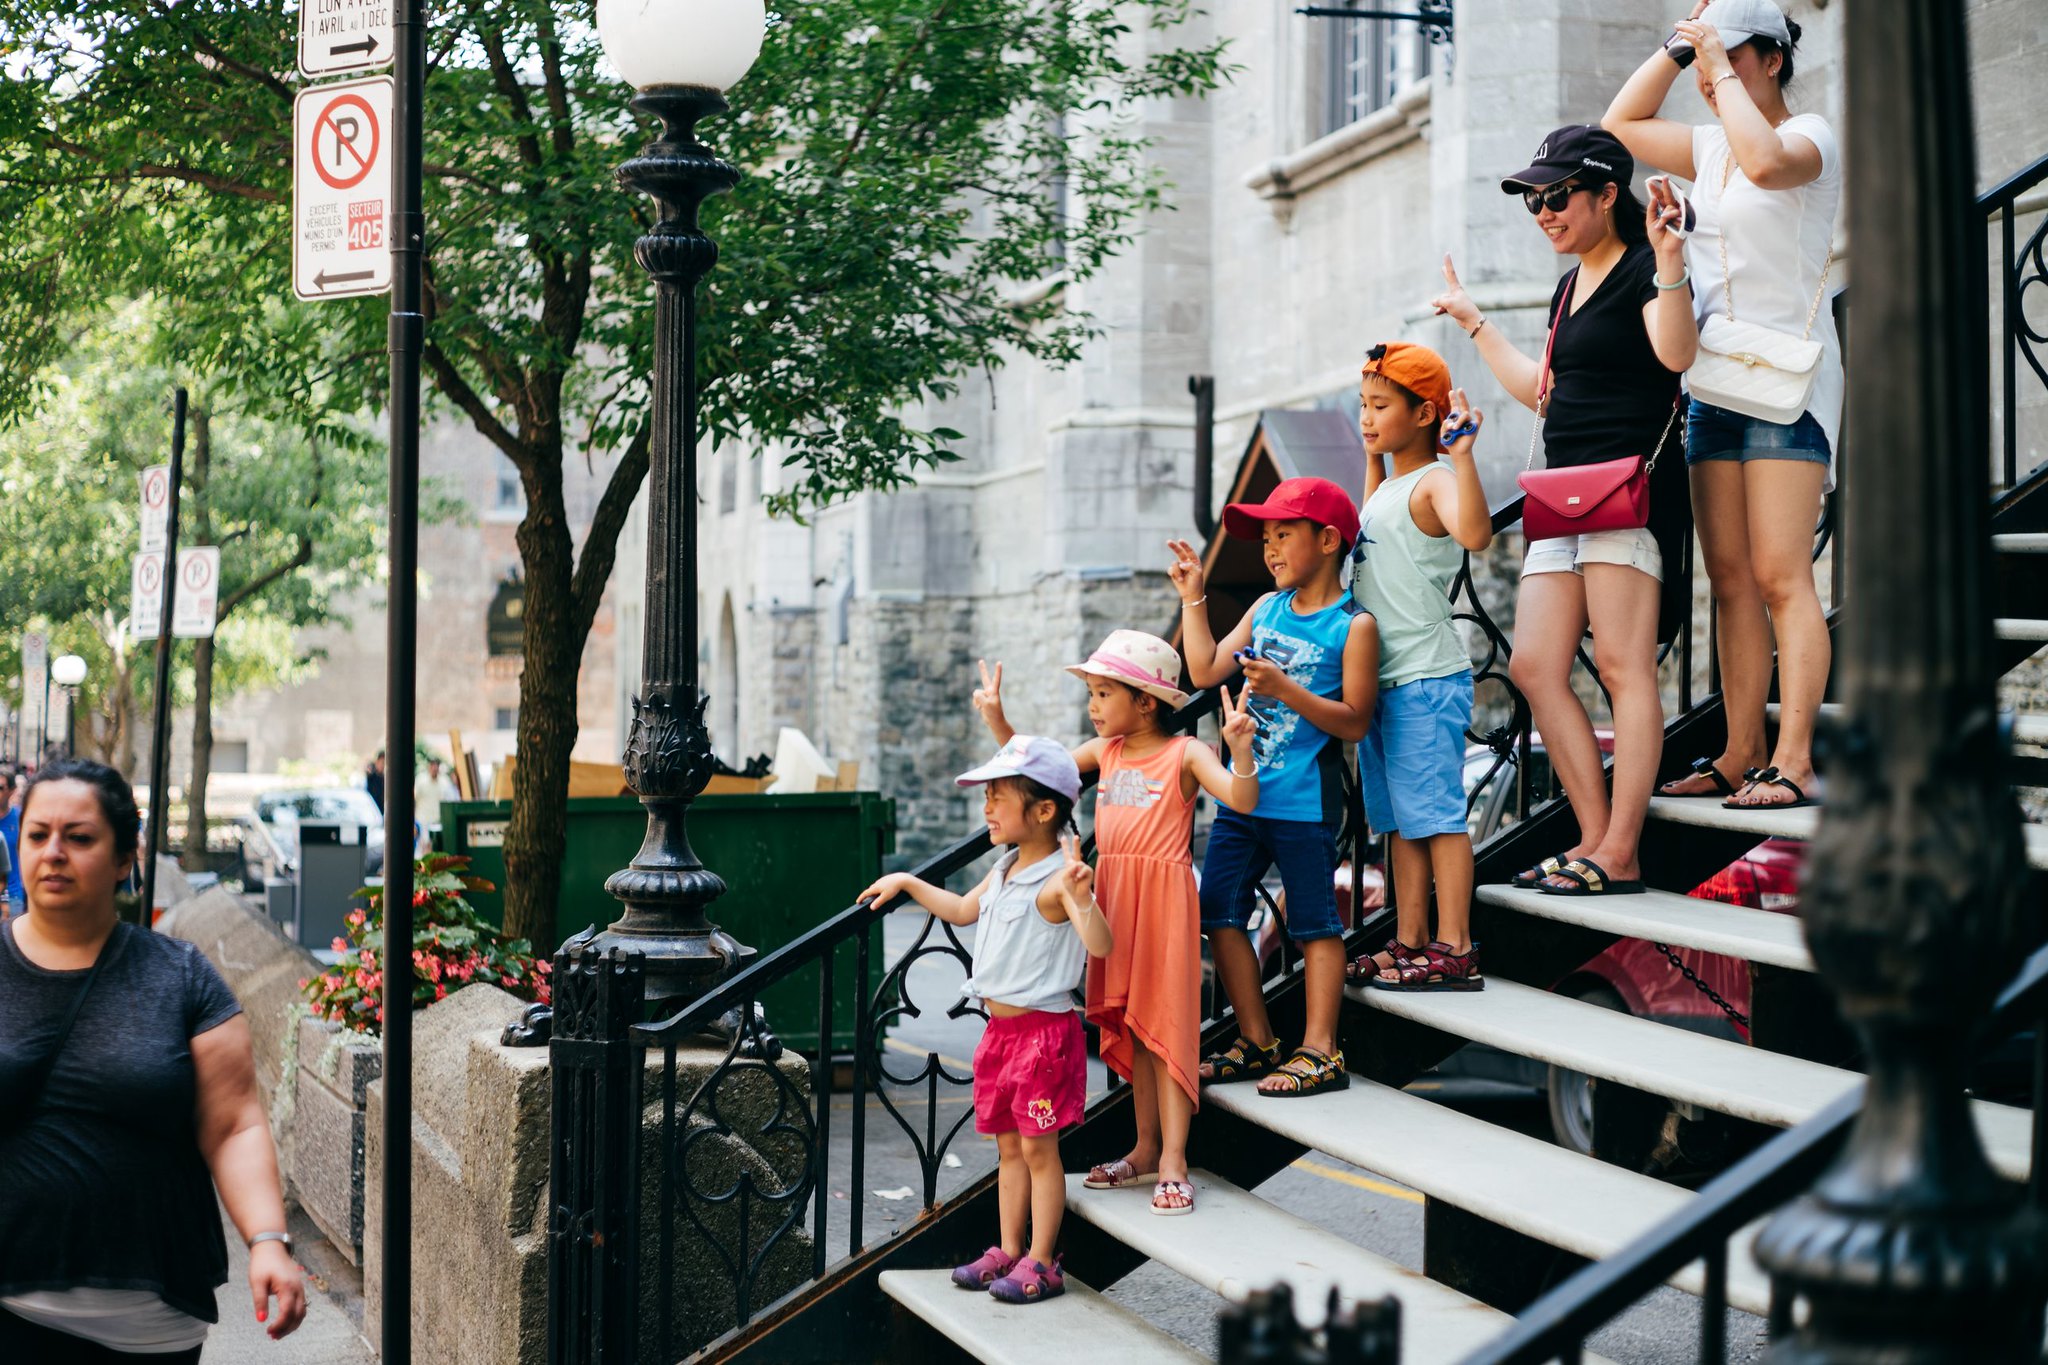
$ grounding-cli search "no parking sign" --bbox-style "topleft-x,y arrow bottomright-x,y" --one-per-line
292,76 -> 394,301
132,548 -> 220,640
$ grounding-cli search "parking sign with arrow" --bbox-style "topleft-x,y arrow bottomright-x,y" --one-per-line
292,76 -> 394,302
299,0 -> 395,79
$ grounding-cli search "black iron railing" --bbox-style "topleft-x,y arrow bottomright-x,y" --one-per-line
547,683 -> 1375,1364
1987,150 -> 2048,494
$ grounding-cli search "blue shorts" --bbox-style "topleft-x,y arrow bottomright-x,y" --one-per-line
1684,398 -> 1831,466
1360,670 -> 1473,840
1198,807 -> 1343,944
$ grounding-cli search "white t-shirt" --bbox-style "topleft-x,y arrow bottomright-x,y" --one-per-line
2,1287 -> 211,1352
1688,115 -> 1845,484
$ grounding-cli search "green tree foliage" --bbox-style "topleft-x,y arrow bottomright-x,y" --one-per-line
0,0 -> 1229,947
0,301 -> 392,791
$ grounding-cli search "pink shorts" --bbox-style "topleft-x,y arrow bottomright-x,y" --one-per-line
972,1009 -> 1087,1136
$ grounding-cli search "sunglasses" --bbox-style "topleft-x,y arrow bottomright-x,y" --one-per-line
1521,182 -> 1586,215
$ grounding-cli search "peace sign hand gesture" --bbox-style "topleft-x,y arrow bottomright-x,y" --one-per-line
1166,539 -> 1206,605
973,658 -> 1007,731
1218,684 -> 1257,762
1059,832 -> 1095,903
1431,254 -> 1482,334
1440,387 -> 1483,455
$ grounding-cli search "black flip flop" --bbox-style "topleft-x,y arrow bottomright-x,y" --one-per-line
1511,852 -> 1571,888
1661,756 -> 1739,799
1537,857 -> 1645,897
1722,765 -> 1820,810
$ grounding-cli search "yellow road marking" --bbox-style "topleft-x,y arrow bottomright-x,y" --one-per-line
884,1036 -> 975,1073
1290,1157 -> 1424,1206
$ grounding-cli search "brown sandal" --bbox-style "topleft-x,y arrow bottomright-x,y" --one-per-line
1369,941 -> 1485,993
1345,936 -> 1423,982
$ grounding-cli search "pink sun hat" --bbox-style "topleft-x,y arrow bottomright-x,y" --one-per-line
1065,629 -> 1191,710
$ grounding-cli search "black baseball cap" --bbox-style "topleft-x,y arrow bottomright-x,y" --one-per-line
1500,124 -> 1634,192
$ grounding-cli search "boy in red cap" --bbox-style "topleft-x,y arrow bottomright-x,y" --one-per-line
1347,342 -> 1495,993
1167,477 -> 1378,1098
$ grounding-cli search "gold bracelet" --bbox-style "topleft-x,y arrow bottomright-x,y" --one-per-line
1712,72 -> 1740,92
1466,318 -> 1486,340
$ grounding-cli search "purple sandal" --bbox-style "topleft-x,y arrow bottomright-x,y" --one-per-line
988,1254 -> 1065,1304
951,1246 -> 1017,1290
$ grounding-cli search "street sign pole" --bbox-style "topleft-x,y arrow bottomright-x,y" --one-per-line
141,389 -> 187,924
381,2 -> 424,1361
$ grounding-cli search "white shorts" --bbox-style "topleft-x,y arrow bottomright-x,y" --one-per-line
1521,526 -> 1663,583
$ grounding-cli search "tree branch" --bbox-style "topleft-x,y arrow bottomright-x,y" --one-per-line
42,136 -> 282,203
218,535 -> 313,619
146,0 -> 296,103
569,423 -> 652,636
424,340 -> 532,468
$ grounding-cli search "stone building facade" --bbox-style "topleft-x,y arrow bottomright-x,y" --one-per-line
609,0 -> 2048,863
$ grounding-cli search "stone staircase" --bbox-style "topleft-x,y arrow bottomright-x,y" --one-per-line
876,530 -> 2046,1363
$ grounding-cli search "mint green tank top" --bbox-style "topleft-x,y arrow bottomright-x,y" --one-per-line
1348,463 -> 1470,688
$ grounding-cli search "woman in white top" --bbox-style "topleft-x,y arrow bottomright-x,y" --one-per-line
1604,0 -> 1842,812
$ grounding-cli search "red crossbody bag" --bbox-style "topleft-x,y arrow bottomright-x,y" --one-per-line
1516,267 -> 1680,542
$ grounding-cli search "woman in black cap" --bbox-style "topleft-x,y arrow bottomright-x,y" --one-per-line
1433,124 -> 1696,897
1604,0 -> 1839,813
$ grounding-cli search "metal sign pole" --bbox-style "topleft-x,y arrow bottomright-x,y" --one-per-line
140,389 -> 187,922
380,0 -> 424,1359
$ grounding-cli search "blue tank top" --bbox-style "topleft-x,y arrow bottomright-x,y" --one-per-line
1245,589 -> 1359,823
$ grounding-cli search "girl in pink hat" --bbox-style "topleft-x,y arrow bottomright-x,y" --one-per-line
974,629 -> 1260,1217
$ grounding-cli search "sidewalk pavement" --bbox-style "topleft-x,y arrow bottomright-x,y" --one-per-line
205,1205 -> 374,1364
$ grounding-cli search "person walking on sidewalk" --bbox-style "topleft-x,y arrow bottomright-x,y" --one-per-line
0,758 -> 307,1359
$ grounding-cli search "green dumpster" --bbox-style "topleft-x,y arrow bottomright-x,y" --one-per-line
442,793 -> 896,1055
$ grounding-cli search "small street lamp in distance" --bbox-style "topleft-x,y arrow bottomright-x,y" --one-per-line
51,654 -> 87,757
585,0 -> 768,1014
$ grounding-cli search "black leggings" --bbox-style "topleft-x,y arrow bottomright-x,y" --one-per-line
0,1307 -> 203,1364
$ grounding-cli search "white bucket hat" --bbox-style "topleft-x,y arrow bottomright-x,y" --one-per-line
1065,629 -> 1191,710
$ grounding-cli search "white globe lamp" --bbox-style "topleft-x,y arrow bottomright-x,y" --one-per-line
595,0 -> 766,91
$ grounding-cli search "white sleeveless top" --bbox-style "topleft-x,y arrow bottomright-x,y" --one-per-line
958,848 -> 1083,1014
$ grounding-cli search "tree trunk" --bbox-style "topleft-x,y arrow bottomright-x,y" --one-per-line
501,475 -> 581,954
184,407 -> 214,872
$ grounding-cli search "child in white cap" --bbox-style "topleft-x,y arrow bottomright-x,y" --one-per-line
859,735 -> 1111,1303
973,631 -> 1259,1217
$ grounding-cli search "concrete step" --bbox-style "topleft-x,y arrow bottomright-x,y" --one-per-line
1993,534 -> 2048,553
1351,978 -> 2032,1180
1765,702 -> 2047,746
879,1268 -> 1207,1363
1204,1078 -> 1772,1316
1995,618 -> 2048,645
1476,883 -> 1812,971
1646,796 -> 2048,871
1062,1172 -> 1612,1365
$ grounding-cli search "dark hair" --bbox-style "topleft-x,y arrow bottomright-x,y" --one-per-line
23,757 -> 142,860
988,774 -> 1079,837
1612,183 -> 1649,248
1746,16 -> 1801,89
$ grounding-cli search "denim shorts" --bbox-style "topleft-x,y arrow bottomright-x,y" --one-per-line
1198,807 -> 1343,943
1360,671 -> 1473,839
1685,398 -> 1831,466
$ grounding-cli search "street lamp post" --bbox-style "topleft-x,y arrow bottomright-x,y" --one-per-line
51,654 -> 87,757
587,0 -> 766,1010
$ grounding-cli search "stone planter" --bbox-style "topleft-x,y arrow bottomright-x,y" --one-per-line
285,1015 -> 382,1266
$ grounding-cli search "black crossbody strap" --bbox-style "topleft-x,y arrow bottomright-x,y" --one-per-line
10,926 -> 117,1124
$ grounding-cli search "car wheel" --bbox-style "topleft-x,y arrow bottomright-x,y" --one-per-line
1546,983 -> 1662,1163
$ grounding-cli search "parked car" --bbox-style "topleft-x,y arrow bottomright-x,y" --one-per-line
236,787 -> 386,890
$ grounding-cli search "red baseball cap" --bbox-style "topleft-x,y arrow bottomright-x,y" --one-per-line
1221,476 -> 1361,549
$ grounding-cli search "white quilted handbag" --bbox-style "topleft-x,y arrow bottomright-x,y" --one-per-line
1685,155 -> 1832,426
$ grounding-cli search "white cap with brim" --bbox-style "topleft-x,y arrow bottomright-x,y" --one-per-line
1699,0 -> 1792,50
955,734 -> 1082,804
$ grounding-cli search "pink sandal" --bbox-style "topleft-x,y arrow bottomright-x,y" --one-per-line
951,1245 -> 1017,1290
1151,1179 -> 1195,1216
988,1254 -> 1065,1303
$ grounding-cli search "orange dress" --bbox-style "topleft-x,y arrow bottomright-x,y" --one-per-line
1087,735 -> 1202,1107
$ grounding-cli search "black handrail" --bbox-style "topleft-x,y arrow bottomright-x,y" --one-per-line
1461,938 -> 2048,1364
1985,150 -> 2048,492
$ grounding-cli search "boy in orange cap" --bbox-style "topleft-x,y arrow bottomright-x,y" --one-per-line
1169,477 -> 1378,1098
1348,341 -> 1494,992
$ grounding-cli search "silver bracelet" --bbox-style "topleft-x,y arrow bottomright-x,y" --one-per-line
248,1231 -> 294,1253
1230,760 -> 1256,779
1653,267 -> 1691,291
1181,595 -> 1206,609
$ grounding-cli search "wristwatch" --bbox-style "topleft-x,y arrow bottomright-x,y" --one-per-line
1663,31 -> 1697,68
248,1231 -> 295,1253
